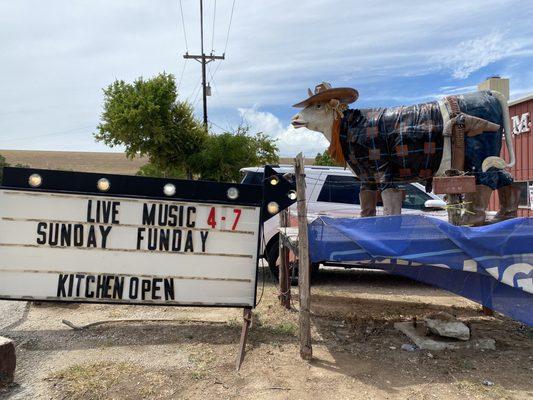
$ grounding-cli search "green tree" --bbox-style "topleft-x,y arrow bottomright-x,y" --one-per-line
0,156 -> 28,182
314,150 -> 342,166
253,131 -> 279,165
190,126 -> 279,182
95,73 -> 207,178
136,162 -> 185,179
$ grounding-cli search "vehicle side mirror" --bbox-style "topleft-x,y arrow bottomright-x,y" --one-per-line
424,199 -> 447,210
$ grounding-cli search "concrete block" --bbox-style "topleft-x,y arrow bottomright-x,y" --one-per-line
395,322 -> 495,351
0,337 -> 16,385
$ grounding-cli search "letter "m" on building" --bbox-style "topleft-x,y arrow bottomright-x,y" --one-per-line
511,112 -> 530,135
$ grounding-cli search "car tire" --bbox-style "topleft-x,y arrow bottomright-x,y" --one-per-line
266,237 -> 319,284
266,239 -> 281,281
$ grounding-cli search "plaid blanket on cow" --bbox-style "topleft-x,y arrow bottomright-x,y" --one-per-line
339,91 -> 513,190
339,101 -> 444,190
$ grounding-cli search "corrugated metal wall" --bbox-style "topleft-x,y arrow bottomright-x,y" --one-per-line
488,98 -> 533,217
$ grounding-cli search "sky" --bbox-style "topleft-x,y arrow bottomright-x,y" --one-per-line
1,0 -> 533,156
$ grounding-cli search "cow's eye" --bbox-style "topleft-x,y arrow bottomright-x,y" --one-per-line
316,104 -> 321,109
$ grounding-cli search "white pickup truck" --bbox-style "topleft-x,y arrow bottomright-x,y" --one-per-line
240,165 -> 447,279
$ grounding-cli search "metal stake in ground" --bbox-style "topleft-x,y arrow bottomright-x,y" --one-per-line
295,153 -> 312,360
279,208 -> 291,309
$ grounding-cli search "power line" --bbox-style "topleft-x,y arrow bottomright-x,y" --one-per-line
206,0 -> 215,85
178,0 -> 189,52
183,0 -> 225,128
207,75 -> 233,130
208,0 -> 236,85
209,120 -> 227,132
176,0 -> 189,93
208,55 -> 223,83
210,0 -> 217,52
192,87 -> 202,107
183,0 -> 237,128
223,0 -> 236,54
177,58 -> 188,94
204,0 -> 237,122
191,79 -> 204,106
187,78 -> 202,103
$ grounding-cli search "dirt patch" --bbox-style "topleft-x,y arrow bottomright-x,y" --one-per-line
1,267 -> 531,400
47,362 -> 177,400
0,150 -> 148,175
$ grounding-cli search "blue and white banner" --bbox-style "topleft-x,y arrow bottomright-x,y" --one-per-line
309,215 -> 533,326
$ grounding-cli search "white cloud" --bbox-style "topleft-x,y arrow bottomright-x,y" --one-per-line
437,31 -> 522,79
238,106 -> 329,157
438,85 -> 478,94
1,0 -> 532,152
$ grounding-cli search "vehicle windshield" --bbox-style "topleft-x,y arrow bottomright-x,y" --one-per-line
240,171 -> 264,185
242,171 -> 433,210
397,183 -> 432,209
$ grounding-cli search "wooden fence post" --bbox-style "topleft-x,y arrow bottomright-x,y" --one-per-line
294,153 -> 312,360
279,208 -> 291,309
437,172 -> 495,316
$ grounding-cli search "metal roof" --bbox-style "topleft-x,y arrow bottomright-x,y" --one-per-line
509,93 -> 533,106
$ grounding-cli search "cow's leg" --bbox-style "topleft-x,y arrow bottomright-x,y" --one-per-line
463,185 -> 492,226
359,182 -> 377,217
359,190 -> 377,217
381,188 -> 403,215
493,184 -> 521,222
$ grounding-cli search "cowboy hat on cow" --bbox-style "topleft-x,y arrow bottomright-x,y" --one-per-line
292,82 -> 358,108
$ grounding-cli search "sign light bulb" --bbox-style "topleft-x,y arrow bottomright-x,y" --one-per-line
227,187 -> 239,200
288,190 -> 297,200
28,173 -> 42,188
97,178 -> 111,192
163,183 -> 176,196
269,176 -> 280,186
267,201 -> 279,214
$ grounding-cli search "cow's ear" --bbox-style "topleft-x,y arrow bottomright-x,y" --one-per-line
329,98 -> 340,108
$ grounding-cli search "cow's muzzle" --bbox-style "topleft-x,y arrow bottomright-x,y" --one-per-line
291,115 -> 307,129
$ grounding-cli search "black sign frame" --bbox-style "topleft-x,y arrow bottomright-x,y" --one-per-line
0,166 -> 296,308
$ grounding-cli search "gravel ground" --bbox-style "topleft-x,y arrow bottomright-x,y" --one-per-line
0,301 -> 28,331
0,267 -> 532,400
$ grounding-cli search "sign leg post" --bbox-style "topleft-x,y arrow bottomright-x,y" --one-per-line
235,307 -> 252,371
295,153 -> 312,361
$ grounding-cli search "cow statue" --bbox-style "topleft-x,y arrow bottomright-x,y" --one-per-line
291,82 -> 518,225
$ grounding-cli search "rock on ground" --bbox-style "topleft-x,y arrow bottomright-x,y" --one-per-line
424,312 -> 470,341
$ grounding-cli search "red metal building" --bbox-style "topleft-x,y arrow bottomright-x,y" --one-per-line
489,93 -> 533,217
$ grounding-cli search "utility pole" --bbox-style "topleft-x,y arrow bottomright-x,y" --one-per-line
183,0 -> 225,128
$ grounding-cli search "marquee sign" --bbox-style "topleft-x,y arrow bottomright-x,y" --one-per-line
0,167 -> 295,308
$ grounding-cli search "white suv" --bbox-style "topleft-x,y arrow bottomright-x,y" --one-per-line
240,165 -> 447,278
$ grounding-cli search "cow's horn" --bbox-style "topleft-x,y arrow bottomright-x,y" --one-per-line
308,88 -> 313,97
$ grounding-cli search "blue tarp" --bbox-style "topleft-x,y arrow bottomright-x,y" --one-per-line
308,215 -> 533,326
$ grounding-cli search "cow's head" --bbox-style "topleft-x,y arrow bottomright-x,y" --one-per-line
291,83 -> 358,142
291,98 -> 344,141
